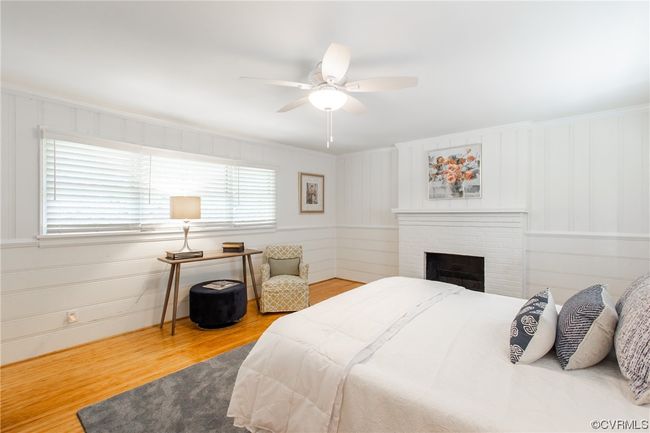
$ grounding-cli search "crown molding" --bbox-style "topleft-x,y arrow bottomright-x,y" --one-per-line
1,83 -> 337,159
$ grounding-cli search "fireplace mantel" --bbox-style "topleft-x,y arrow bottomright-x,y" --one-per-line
392,208 -> 528,215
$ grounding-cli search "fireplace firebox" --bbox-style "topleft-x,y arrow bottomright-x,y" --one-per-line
425,252 -> 484,292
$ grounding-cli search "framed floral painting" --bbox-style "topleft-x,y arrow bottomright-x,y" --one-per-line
299,172 -> 324,213
427,144 -> 481,200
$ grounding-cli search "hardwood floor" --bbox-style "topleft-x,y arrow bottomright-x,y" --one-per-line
0,278 -> 362,433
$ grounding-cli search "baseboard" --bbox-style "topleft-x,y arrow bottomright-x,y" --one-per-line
311,277 -> 364,285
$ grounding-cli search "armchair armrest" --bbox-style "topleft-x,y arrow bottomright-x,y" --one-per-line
261,263 -> 271,283
299,262 -> 309,281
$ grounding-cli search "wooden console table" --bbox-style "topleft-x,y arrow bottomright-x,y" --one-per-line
157,249 -> 262,335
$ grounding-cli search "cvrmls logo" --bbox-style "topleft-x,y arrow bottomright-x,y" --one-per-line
591,419 -> 650,430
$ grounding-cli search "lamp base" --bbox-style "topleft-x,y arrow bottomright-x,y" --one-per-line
166,219 -> 203,259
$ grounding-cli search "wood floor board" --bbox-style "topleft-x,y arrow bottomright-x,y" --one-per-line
0,278 -> 362,433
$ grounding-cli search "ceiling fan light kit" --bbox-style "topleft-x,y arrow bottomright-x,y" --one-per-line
241,43 -> 418,149
308,87 -> 348,111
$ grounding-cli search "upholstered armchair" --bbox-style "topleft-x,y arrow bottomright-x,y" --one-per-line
259,245 -> 310,313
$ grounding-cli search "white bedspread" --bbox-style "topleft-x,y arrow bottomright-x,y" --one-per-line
228,277 -> 649,433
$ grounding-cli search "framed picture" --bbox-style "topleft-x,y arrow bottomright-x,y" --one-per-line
299,172 -> 324,213
427,144 -> 481,200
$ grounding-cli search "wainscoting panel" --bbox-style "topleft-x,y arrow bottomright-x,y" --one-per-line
526,232 -> 650,304
336,227 -> 399,283
0,227 -> 337,364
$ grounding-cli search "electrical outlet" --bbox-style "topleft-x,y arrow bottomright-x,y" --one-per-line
66,311 -> 78,324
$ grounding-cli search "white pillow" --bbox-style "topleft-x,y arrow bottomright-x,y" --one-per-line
509,289 -> 558,364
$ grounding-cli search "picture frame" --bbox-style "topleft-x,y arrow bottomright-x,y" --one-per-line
427,143 -> 482,200
299,172 -> 325,213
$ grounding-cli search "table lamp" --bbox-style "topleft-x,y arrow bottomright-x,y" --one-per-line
168,196 -> 202,258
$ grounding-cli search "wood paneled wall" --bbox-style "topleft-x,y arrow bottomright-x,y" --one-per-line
0,89 -> 337,364
336,148 -> 399,282
394,105 -> 649,304
526,107 -> 649,301
396,122 -> 531,211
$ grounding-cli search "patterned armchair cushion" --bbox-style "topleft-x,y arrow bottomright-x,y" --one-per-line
260,275 -> 309,313
260,263 -> 271,282
263,275 -> 308,290
299,262 -> 309,281
265,245 -> 303,260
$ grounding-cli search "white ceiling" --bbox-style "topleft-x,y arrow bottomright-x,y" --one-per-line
2,1 -> 648,154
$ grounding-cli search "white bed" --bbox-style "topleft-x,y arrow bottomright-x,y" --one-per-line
227,277 -> 649,433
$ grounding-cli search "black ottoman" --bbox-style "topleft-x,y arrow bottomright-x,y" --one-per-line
189,280 -> 247,329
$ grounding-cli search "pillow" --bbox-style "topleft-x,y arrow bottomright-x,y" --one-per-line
509,288 -> 557,364
268,257 -> 300,278
616,272 -> 649,314
615,273 -> 650,405
555,284 -> 618,370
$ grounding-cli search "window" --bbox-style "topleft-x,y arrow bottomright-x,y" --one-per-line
41,133 -> 276,235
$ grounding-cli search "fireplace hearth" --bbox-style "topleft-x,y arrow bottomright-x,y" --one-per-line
425,252 -> 485,292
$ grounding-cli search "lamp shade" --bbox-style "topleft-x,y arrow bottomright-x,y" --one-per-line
170,196 -> 201,219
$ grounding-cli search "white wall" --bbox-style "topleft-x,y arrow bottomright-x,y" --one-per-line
0,89 -> 337,364
393,105 -> 650,304
526,107 -> 650,302
396,122 -> 531,211
336,148 -> 398,282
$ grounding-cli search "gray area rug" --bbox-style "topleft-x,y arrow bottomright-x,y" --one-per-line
77,342 -> 254,433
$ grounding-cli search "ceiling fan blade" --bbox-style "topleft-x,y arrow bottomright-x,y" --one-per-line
345,77 -> 418,93
240,76 -> 312,90
277,96 -> 310,113
341,95 -> 367,114
321,43 -> 351,84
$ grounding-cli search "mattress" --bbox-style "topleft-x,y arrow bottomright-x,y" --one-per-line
228,277 -> 649,433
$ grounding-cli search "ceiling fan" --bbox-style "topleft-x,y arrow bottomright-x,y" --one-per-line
241,43 -> 418,148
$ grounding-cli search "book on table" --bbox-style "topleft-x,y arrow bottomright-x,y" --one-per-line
166,250 -> 203,260
222,242 -> 245,253
204,281 -> 238,291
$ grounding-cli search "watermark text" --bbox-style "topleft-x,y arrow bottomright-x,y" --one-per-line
591,419 -> 649,430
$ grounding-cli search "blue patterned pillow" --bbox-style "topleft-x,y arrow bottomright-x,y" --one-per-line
510,289 -> 557,364
556,284 -> 618,370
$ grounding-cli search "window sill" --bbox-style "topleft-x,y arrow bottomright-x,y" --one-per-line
35,226 -> 278,248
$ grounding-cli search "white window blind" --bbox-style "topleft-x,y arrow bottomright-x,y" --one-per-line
42,136 -> 276,235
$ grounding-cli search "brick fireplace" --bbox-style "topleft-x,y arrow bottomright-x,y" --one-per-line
392,210 -> 527,298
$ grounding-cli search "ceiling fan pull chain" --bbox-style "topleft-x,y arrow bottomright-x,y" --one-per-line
326,109 -> 334,149
330,111 -> 334,144
325,110 -> 329,148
